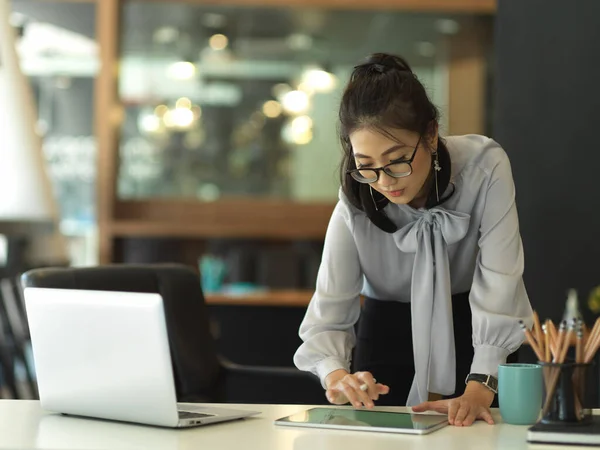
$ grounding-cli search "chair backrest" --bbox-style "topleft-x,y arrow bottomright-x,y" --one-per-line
21,264 -> 221,402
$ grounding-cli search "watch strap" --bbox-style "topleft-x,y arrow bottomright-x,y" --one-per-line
465,373 -> 498,393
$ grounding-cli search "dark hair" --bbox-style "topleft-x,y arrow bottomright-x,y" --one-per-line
339,53 -> 452,233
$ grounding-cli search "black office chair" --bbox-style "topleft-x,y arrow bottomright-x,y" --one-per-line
21,264 -> 325,404
0,274 -> 37,399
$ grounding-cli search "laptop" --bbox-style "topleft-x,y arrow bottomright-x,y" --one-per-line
23,287 -> 260,428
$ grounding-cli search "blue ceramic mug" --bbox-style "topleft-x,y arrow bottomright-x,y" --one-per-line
498,363 -> 543,425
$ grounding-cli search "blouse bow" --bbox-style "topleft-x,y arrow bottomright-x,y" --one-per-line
392,207 -> 471,405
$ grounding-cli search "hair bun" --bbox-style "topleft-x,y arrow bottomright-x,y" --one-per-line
353,53 -> 413,76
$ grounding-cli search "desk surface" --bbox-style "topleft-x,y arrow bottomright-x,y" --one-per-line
0,400 -> 588,450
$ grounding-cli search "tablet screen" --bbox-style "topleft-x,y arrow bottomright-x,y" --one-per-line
275,408 -> 447,431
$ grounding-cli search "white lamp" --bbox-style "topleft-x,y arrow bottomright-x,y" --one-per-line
0,0 -> 68,268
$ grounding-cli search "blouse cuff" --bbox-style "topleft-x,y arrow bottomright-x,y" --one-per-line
316,357 -> 351,389
471,344 -> 511,378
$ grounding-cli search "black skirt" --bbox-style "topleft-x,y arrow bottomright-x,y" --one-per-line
352,292 -> 517,406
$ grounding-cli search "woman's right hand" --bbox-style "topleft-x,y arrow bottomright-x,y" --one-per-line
324,369 -> 390,409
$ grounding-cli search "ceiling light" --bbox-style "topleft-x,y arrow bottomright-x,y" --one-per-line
271,83 -> 292,100
192,105 -> 202,119
436,19 -> 460,35
281,90 -> 309,115
209,34 -> 229,51
166,61 -> 196,80
301,69 -> 336,93
262,100 -> 282,118
293,129 -> 313,145
164,107 -> 195,129
297,82 -> 315,96
287,33 -> 313,51
138,114 -> 161,134
291,116 -> 313,134
175,97 -> 192,109
415,42 -> 436,58
154,105 -> 169,117
282,121 -> 313,145
153,27 -> 179,44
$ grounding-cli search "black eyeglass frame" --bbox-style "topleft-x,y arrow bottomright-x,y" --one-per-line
346,135 -> 423,184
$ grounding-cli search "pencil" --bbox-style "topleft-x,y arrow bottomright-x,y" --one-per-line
543,321 -> 568,414
547,320 -> 558,359
548,320 -> 558,347
585,317 -> 600,360
533,311 -> 544,356
576,324 -> 584,364
585,328 -> 600,363
520,320 -> 544,361
574,324 -> 585,420
554,321 -> 566,363
543,323 -> 551,363
558,325 -> 573,364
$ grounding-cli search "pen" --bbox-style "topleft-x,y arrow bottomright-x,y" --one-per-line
359,378 -> 377,392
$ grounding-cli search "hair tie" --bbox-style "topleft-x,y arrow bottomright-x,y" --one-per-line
372,63 -> 386,73
353,62 -> 390,75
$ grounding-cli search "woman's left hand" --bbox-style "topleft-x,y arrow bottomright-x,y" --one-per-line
411,382 -> 495,427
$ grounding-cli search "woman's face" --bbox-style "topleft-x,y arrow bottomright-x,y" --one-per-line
349,127 -> 436,207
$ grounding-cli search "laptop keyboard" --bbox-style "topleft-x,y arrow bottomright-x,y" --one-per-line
178,411 -> 215,419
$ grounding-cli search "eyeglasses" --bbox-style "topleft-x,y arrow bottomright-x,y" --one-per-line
346,135 -> 422,184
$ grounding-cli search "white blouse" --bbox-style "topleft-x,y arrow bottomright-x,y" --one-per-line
293,134 -> 534,406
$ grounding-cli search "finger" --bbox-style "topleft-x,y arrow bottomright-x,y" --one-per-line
479,409 -> 495,425
358,383 -> 374,401
448,401 -> 460,425
345,376 -> 374,408
355,372 -> 378,400
377,383 -> 390,396
410,401 -> 429,413
412,400 -> 449,414
453,402 -> 469,426
359,382 -> 377,401
325,388 -> 347,405
461,411 -> 478,427
340,381 -> 367,409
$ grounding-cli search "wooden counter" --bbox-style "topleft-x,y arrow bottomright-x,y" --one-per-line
204,289 -> 314,307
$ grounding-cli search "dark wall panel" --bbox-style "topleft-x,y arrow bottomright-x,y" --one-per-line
494,0 -> 600,323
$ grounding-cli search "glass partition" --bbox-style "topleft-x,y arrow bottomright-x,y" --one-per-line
12,0 -> 98,265
118,2 -> 478,202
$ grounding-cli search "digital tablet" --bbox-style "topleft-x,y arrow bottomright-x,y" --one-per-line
274,407 -> 448,435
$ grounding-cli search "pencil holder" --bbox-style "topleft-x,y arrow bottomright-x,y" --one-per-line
539,362 -> 592,425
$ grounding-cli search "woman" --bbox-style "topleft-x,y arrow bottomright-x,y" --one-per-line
293,53 -> 533,427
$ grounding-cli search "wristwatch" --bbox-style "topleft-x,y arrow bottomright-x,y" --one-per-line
465,373 -> 498,394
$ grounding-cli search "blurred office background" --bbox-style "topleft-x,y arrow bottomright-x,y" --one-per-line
0,0 -> 494,400
3,0 -> 600,403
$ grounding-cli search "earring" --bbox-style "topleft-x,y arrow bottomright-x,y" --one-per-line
369,185 -> 379,211
432,152 -> 441,203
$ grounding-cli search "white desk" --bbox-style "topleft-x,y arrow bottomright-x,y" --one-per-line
0,400 -> 589,450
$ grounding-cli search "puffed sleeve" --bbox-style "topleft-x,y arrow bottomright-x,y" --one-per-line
293,196 -> 363,387
469,141 -> 534,377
